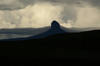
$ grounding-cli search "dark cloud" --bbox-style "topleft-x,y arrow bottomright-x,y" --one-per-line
83,0 -> 100,7
0,0 -> 24,10
18,0 -> 100,8
0,5 -> 24,10
0,0 -> 100,10
18,0 -> 82,6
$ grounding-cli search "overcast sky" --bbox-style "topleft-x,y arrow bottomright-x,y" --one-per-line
0,0 -> 100,29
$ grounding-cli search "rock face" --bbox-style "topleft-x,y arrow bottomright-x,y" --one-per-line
51,20 -> 60,29
29,20 -> 67,39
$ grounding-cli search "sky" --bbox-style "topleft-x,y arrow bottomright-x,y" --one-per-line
0,0 -> 100,29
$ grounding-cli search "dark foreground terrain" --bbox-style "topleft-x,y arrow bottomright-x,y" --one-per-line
0,30 -> 100,65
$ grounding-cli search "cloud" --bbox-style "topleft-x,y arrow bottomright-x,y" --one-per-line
0,0 -> 100,10
83,0 -> 100,8
0,3 -> 64,28
18,0 -> 84,8
61,5 -> 100,28
0,0 -> 84,10
0,0 -> 100,29
18,0 -> 100,8
0,11 -> 16,28
74,6 -> 100,27
18,3 -> 64,28
0,0 -> 24,10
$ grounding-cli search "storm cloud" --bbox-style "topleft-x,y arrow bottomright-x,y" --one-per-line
0,0 -> 24,10
18,0 -> 100,9
0,0 -> 100,29
0,0 -> 100,10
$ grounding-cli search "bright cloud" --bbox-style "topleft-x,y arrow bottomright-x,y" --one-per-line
0,3 -> 64,28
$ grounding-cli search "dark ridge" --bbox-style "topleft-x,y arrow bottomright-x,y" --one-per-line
0,20 -> 67,41
0,25 -> 100,64
28,20 -> 67,39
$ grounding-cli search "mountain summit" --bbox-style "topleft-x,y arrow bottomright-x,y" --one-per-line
1,20 -> 67,41
51,20 -> 60,29
29,20 -> 67,39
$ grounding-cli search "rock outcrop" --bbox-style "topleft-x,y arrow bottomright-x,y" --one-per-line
30,20 -> 67,39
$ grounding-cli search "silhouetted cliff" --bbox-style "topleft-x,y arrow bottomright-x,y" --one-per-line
28,20 -> 67,39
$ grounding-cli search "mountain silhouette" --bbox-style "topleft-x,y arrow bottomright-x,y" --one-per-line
0,20 -> 67,41
27,20 -> 67,39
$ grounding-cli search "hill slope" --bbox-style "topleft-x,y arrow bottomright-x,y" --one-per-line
0,21 -> 100,65
0,30 -> 100,65
0,30 -> 100,53
0,20 -> 67,41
